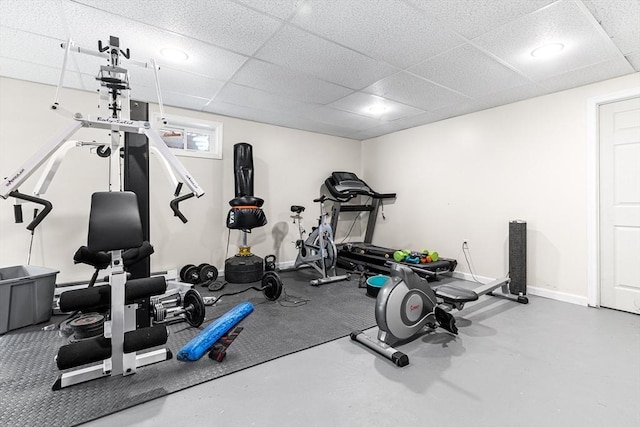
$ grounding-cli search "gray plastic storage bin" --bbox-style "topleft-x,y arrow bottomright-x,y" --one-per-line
0,265 -> 59,334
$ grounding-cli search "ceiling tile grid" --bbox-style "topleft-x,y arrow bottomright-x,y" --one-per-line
326,91 -> 425,121
212,82 -> 319,117
0,0 -> 638,141
408,43 -> 535,98
61,1 -> 250,82
365,71 -> 471,111
405,0 -> 558,39
289,0 -> 467,69
0,0 -> 68,40
234,0 -> 306,20
471,0 -> 634,82
583,0 -> 640,55
73,0 -> 284,56
0,57 -> 82,89
254,24 -> 398,90
229,58 -> 353,105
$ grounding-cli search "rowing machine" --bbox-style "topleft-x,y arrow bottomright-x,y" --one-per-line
351,263 -> 528,366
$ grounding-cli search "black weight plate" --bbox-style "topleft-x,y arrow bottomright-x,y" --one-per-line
200,264 -> 218,282
68,313 -> 104,328
262,272 -> 283,301
184,265 -> 201,284
180,264 -> 196,282
207,281 -> 226,292
183,289 -> 205,327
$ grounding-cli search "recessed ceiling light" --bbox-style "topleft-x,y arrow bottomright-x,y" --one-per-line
531,43 -> 564,58
161,47 -> 189,61
367,104 -> 388,115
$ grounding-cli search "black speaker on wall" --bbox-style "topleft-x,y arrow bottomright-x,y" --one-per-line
509,220 -> 527,295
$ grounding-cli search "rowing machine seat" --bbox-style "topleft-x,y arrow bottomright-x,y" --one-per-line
435,285 -> 479,304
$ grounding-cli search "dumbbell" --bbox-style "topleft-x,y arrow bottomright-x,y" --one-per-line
180,263 -> 219,285
151,289 -> 206,327
203,271 -> 284,306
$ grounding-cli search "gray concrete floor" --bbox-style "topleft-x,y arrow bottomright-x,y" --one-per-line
81,294 -> 640,427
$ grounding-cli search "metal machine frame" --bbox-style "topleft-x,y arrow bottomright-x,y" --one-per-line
1,36 -> 203,229
291,195 -> 350,286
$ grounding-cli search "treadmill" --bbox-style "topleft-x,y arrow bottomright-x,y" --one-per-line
324,171 -> 457,280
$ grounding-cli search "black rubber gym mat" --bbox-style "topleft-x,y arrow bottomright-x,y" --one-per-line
0,269 -> 375,427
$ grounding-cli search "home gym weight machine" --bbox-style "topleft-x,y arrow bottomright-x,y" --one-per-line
290,194 -> 349,286
1,36 -> 203,225
351,263 -> 528,367
1,35 -> 207,389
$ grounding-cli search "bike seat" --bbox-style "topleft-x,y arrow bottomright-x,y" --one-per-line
435,285 -> 478,304
290,205 -> 305,214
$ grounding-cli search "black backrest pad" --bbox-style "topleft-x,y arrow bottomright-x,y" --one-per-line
234,142 -> 254,197
87,191 -> 144,252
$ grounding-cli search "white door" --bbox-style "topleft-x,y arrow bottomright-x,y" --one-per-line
599,96 -> 640,314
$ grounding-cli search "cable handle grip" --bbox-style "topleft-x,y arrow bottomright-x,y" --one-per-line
170,192 -> 195,223
13,204 -> 23,223
373,192 -> 397,199
97,40 -> 109,53
9,191 -> 53,231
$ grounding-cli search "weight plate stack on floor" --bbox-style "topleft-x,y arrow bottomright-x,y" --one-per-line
224,255 -> 264,283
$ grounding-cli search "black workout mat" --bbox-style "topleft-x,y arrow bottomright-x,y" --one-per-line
0,269 -> 376,427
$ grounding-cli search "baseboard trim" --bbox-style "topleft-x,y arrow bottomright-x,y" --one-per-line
451,271 -> 588,306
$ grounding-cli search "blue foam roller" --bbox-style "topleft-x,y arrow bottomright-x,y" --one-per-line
177,302 -> 254,361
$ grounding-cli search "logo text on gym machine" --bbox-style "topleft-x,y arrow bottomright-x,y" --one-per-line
96,116 -> 135,126
4,168 -> 25,187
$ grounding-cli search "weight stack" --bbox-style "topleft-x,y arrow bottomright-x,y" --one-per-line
509,220 -> 527,295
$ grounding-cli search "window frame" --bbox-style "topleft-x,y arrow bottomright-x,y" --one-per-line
152,113 -> 223,160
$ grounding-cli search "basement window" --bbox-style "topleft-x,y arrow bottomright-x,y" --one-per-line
153,113 -> 222,159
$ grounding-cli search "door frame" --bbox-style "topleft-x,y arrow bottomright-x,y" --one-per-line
586,87 -> 640,307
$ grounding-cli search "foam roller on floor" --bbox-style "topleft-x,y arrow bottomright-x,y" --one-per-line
177,302 -> 254,361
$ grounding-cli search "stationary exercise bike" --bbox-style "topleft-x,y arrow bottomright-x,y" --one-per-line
290,195 -> 350,286
351,263 -> 528,366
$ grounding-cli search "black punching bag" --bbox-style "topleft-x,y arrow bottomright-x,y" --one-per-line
509,220 -> 527,295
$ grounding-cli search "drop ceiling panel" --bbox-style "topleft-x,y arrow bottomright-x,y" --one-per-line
365,71 -> 470,111
626,52 -> 640,70
235,0 -> 305,20
205,99 -> 349,137
428,99 -> 492,122
535,57 -> 635,93
214,82 -> 318,116
255,25 -> 397,90
583,0 -> 640,55
61,2 -> 248,81
230,59 -> 353,104
475,83 -> 548,110
127,83 -> 158,105
290,0 -> 466,69
406,0 -> 556,39
327,92 -> 425,121
73,0 -> 282,56
153,67 -> 225,99
0,0 -> 67,39
409,43 -> 533,98
0,0 -> 638,141
0,57 -> 82,88
473,0 -> 630,81
159,91 -> 212,111
0,28 -> 63,70
299,105 -> 385,130
353,111 -> 443,140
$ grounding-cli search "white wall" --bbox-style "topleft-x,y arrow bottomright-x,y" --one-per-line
361,72 -> 640,301
3,72 -> 639,300
0,77 -> 360,282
